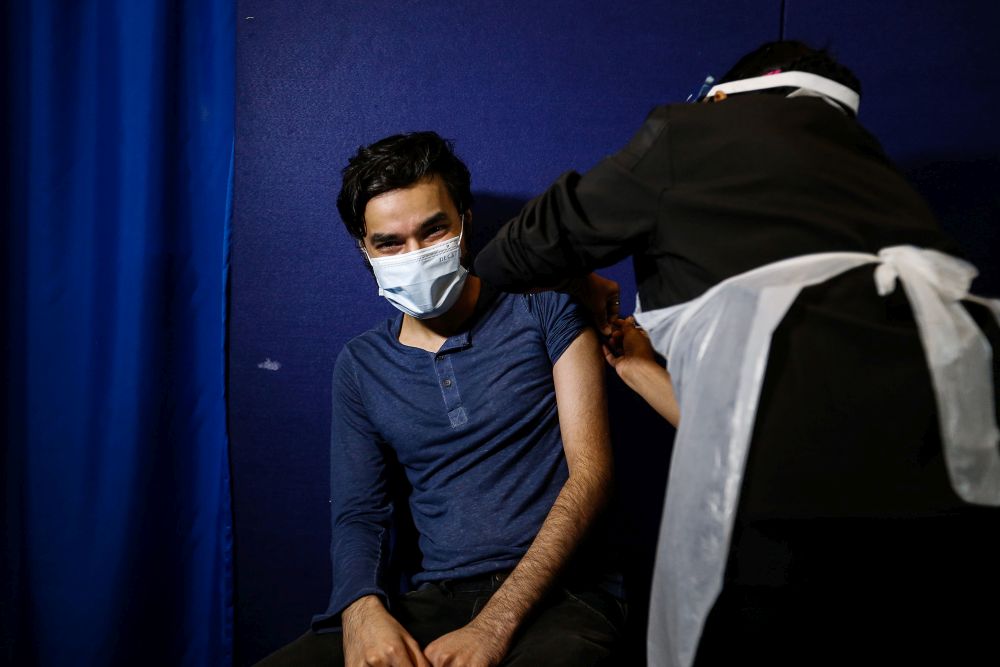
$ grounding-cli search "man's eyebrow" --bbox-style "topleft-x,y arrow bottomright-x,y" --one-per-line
368,212 -> 450,244
417,212 -> 450,231
369,230 -> 400,244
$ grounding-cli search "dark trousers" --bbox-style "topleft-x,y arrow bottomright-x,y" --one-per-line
256,575 -> 625,666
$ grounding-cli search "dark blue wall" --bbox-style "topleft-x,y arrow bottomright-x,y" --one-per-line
786,1 -> 1000,294
231,2 -> 999,664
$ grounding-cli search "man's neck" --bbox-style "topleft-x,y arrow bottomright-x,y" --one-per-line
398,275 -> 482,352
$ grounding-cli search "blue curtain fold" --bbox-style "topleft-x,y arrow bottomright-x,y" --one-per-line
4,1 -> 235,665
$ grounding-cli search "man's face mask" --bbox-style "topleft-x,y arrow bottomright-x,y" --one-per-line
364,216 -> 469,319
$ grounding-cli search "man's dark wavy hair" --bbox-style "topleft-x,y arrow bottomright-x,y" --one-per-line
337,131 -> 473,241
719,40 -> 861,97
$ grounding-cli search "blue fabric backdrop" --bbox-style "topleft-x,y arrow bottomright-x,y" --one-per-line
3,2 -> 235,665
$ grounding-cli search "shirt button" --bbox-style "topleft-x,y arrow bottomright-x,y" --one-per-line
442,379 -> 453,387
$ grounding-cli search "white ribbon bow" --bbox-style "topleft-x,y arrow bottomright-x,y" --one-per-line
875,246 -> 1000,504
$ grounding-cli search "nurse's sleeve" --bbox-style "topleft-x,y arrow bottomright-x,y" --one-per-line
475,107 -> 670,291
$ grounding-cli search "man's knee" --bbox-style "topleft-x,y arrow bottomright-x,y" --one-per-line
502,590 -> 624,666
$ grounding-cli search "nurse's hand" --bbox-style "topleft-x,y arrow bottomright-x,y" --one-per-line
603,316 -> 656,370
562,272 -> 620,336
603,317 -> 679,427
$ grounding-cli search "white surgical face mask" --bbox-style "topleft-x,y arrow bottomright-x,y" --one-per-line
363,219 -> 469,319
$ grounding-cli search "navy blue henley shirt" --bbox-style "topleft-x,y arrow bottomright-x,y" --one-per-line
315,287 -> 588,625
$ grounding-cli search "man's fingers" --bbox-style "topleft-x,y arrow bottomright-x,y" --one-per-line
365,644 -> 411,667
422,640 -> 444,667
404,635 -> 431,667
358,636 -> 424,667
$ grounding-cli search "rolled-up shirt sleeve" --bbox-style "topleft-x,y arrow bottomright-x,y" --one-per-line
522,291 -> 589,364
312,347 -> 393,632
475,107 -> 669,291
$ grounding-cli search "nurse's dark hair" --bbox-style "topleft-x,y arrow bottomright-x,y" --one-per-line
719,40 -> 861,96
337,131 -> 473,241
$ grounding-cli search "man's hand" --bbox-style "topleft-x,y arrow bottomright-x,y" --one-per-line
423,621 -> 507,667
342,595 -> 430,667
561,272 -> 620,336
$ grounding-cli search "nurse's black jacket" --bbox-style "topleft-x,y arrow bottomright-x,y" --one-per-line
475,94 -> 957,310
475,92 -> 1000,662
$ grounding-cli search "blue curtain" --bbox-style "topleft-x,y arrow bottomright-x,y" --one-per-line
3,1 -> 234,665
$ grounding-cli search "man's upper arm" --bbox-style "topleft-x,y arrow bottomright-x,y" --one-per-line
526,290 -> 611,472
551,328 -> 612,474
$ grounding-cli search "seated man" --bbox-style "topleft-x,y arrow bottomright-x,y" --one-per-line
258,131 -> 624,667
